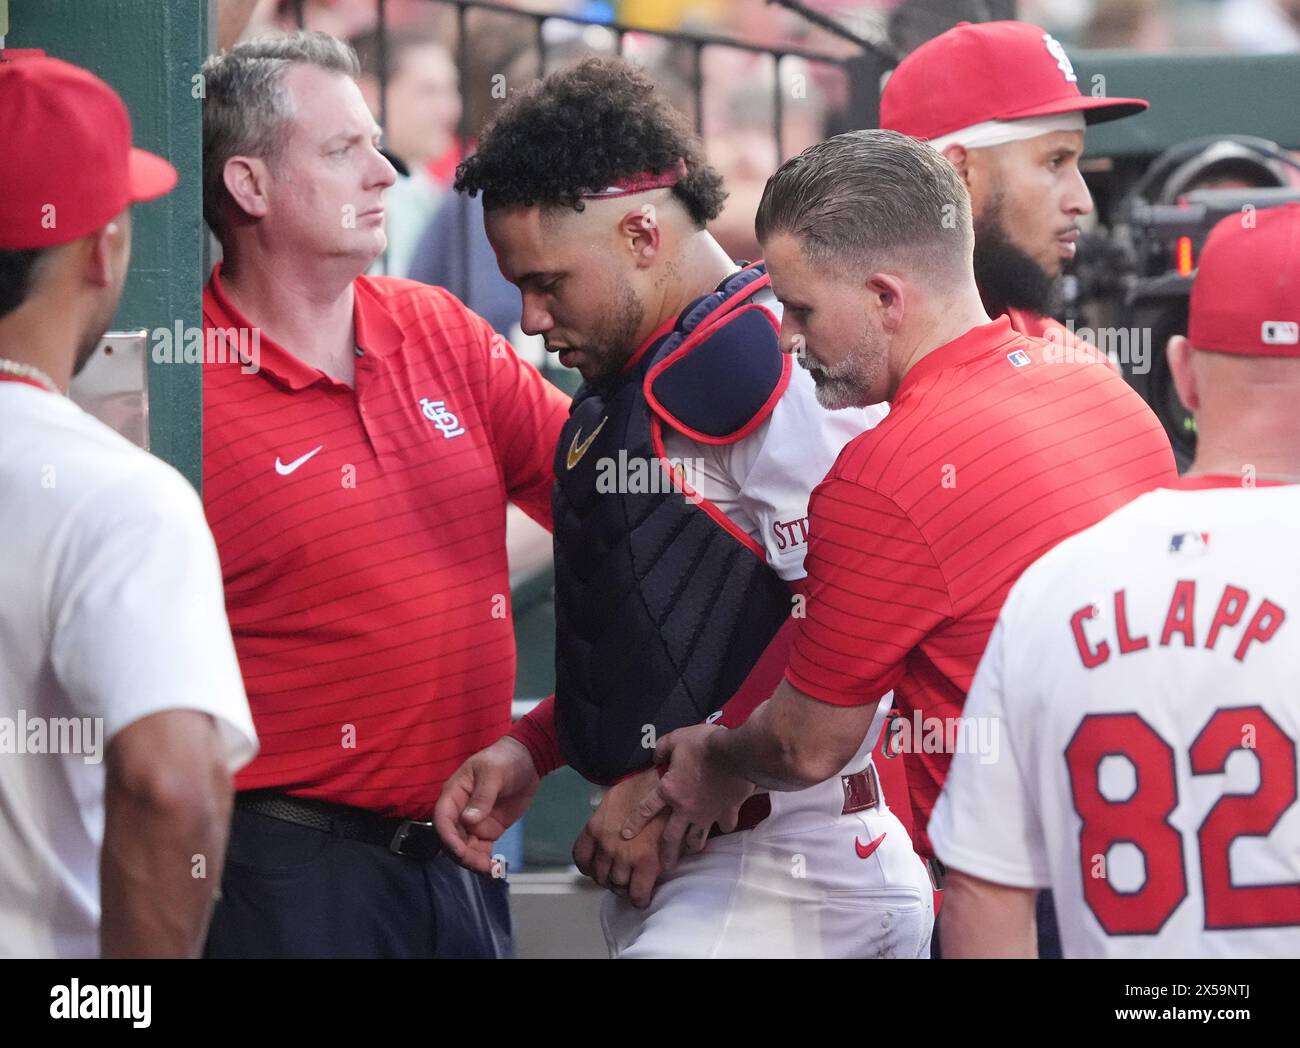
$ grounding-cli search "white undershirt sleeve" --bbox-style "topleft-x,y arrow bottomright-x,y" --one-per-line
662,366 -> 886,582
48,462 -> 258,771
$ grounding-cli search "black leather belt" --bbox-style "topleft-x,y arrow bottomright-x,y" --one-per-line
236,790 -> 442,861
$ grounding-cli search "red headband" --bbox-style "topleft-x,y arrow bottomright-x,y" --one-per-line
580,158 -> 688,200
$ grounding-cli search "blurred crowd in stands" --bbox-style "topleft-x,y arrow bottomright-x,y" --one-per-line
229,0 -> 1300,55
214,0 -> 1300,357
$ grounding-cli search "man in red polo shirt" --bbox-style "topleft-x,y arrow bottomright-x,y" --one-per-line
199,31 -> 569,958
881,21 -> 1149,367
622,130 -> 1176,925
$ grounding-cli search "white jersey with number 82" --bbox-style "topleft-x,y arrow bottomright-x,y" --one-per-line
929,480 -> 1300,958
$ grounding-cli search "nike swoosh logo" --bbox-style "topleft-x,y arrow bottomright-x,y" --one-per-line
855,832 -> 886,860
565,416 -> 607,470
274,445 -> 324,476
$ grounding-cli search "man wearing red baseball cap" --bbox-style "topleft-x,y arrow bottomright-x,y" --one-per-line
931,203 -> 1300,958
880,22 -> 1151,959
881,20 -> 1148,357
0,56 -> 257,957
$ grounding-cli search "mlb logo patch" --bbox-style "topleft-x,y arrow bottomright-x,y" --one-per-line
1262,321 -> 1299,345
1169,531 -> 1210,555
1007,349 -> 1032,368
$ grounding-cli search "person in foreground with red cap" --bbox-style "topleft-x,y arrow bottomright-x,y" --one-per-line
0,57 -> 257,958
930,203 -> 1300,958
880,20 -> 1148,358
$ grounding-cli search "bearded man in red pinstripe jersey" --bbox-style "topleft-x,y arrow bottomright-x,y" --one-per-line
197,32 -> 570,958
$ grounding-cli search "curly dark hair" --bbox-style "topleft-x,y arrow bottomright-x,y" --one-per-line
455,56 -> 726,227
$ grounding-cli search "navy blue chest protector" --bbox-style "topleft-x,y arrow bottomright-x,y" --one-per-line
551,264 -> 794,782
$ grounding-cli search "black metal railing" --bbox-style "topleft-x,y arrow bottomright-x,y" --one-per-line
295,0 -> 889,146
287,0 -> 1020,176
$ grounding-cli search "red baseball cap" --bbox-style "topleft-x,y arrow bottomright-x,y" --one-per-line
0,56 -> 178,250
880,21 -> 1148,143
1189,203 -> 1300,357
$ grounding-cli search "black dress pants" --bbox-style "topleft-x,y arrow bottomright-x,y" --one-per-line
204,808 -> 512,959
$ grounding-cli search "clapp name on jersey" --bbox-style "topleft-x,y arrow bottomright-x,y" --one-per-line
1070,581 -> 1287,669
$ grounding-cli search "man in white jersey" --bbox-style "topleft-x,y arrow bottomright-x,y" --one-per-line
436,57 -> 932,958
0,57 -> 257,957
929,202 -> 1300,958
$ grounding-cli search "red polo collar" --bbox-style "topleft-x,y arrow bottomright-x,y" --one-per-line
204,261 -> 405,390
895,316 -> 1019,399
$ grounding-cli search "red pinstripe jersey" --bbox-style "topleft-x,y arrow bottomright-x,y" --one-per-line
202,264 -> 569,817
786,317 -> 1177,856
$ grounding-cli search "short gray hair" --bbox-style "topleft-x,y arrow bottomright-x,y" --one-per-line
755,128 -> 973,283
201,30 -> 360,239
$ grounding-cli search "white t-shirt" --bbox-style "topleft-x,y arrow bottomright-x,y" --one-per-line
0,383 -> 258,958
929,482 -> 1300,958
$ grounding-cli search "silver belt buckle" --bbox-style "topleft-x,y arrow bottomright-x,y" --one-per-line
390,818 -> 435,854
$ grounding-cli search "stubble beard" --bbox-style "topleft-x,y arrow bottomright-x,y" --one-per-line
801,330 -> 883,411
73,289 -> 126,377
580,276 -> 645,387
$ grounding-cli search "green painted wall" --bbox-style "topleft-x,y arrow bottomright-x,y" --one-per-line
1075,52 -> 1300,159
8,0 -> 207,489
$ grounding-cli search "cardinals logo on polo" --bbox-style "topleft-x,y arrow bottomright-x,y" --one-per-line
419,397 -> 465,439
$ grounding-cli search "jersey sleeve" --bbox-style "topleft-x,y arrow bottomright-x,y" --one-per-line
48,462 -> 259,772
473,311 -> 571,531
927,613 -> 1051,889
786,478 -> 953,705
731,371 -> 886,583
507,694 -> 565,776
662,372 -> 888,584
716,615 -> 798,728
